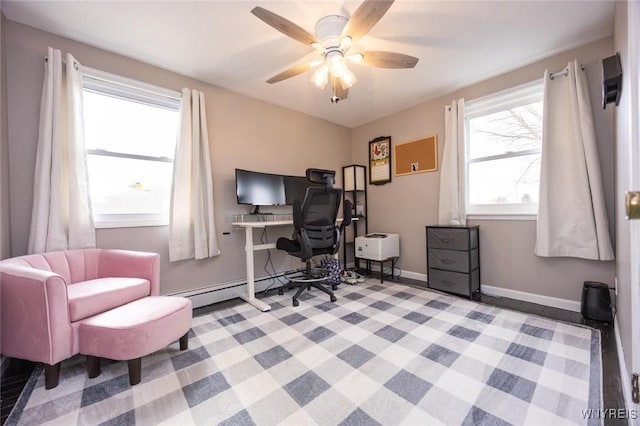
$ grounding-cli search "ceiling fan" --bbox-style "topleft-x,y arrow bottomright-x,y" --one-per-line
251,0 -> 419,103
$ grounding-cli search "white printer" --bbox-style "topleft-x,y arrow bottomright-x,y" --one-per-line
355,233 -> 400,261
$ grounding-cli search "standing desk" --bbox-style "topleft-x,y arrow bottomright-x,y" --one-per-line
231,219 -> 292,312
232,216 -> 354,312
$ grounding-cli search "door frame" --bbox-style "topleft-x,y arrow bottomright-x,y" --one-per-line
628,0 -> 640,404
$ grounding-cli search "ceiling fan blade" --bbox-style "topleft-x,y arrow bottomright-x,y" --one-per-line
251,7 -> 319,47
266,62 -> 315,84
342,0 -> 395,42
331,76 -> 349,101
360,51 -> 419,68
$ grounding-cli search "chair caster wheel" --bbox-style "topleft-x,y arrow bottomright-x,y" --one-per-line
330,295 -> 337,303
278,288 -> 284,295
293,299 -> 299,307
332,284 -> 338,290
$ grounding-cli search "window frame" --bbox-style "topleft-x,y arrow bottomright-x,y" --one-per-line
464,79 -> 544,220
82,67 -> 182,228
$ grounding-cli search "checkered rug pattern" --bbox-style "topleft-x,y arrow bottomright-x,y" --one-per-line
8,281 -> 601,426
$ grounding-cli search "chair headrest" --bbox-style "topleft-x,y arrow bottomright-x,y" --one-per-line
306,168 -> 336,188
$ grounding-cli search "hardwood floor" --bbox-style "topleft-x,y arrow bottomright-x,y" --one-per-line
1,279 -> 629,425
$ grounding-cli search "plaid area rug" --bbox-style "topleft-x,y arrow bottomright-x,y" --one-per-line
8,281 -> 601,425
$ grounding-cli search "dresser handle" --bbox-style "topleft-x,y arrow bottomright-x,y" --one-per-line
442,259 -> 454,264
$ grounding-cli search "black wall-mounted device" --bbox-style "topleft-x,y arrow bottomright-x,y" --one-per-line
602,52 -> 622,109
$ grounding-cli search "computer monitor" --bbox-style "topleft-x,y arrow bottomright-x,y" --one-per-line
235,169 -> 324,213
235,169 -> 286,207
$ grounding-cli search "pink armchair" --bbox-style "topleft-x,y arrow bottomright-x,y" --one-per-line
0,248 -> 160,388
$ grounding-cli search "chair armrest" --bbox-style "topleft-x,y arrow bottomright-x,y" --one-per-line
97,250 -> 161,296
0,265 -> 73,364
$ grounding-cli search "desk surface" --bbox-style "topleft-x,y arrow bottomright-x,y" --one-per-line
231,220 -> 292,227
232,217 -> 355,228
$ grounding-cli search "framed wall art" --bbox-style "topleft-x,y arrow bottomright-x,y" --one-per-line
394,135 -> 438,176
369,136 -> 391,185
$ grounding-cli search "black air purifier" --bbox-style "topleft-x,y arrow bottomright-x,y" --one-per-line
581,281 -> 613,322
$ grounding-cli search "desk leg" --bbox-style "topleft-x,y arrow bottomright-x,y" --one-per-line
239,226 -> 271,312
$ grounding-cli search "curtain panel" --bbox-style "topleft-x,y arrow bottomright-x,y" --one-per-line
438,99 -> 466,226
535,61 -> 614,260
28,47 -> 95,254
169,88 -> 220,262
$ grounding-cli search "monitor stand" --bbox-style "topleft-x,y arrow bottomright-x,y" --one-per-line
249,205 -> 272,215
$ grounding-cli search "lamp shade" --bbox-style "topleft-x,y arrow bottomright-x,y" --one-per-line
344,165 -> 366,191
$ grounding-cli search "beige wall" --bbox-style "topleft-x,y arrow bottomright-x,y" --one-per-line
3,19 -> 621,306
0,12 -> 10,260
4,21 -> 351,295
351,37 -> 616,302
613,0 -> 633,390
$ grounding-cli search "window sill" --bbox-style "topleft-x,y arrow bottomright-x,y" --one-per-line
467,214 -> 536,221
96,221 -> 168,229
94,214 -> 168,229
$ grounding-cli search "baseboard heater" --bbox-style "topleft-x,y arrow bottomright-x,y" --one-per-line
169,269 -> 303,309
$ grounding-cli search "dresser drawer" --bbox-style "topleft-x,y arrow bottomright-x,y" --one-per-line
428,268 -> 480,297
427,227 -> 478,251
428,248 -> 478,273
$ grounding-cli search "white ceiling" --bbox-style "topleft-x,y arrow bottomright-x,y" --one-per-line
2,0 -> 615,128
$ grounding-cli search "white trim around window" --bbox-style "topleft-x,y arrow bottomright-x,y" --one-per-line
464,79 -> 544,217
82,68 -> 181,228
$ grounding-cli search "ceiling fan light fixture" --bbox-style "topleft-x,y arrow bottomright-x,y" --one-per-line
328,53 -> 348,78
253,2 -> 419,102
346,53 -> 364,64
339,36 -> 352,52
310,64 -> 329,89
339,68 -> 357,89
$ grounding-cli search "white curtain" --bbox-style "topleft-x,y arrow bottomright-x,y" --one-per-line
169,88 -> 220,261
438,99 -> 466,225
535,61 -> 614,260
28,47 -> 95,254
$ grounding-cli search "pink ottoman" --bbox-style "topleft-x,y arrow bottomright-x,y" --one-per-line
79,296 -> 192,385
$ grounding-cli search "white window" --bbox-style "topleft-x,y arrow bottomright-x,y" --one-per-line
464,80 -> 544,217
82,69 -> 181,228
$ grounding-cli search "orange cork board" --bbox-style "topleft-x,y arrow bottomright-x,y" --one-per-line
394,135 -> 438,176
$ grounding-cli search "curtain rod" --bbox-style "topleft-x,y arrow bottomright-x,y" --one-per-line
44,55 -> 79,71
550,64 -> 585,80
44,55 -> 182,100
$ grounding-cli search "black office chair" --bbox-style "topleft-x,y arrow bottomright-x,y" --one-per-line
276,168 -> 352,307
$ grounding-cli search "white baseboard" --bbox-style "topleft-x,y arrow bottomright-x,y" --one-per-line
399,270 -> 428,282
346,262 -> 428,283
177,267 -> 579,314
614,318 -> 637,415
481,284 -> 581,312
392,268 -> 580,312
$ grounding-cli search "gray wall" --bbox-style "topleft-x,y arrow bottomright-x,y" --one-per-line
4,21 -> 351,295
351,37 -> 616,303
0,12 -> 10,260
